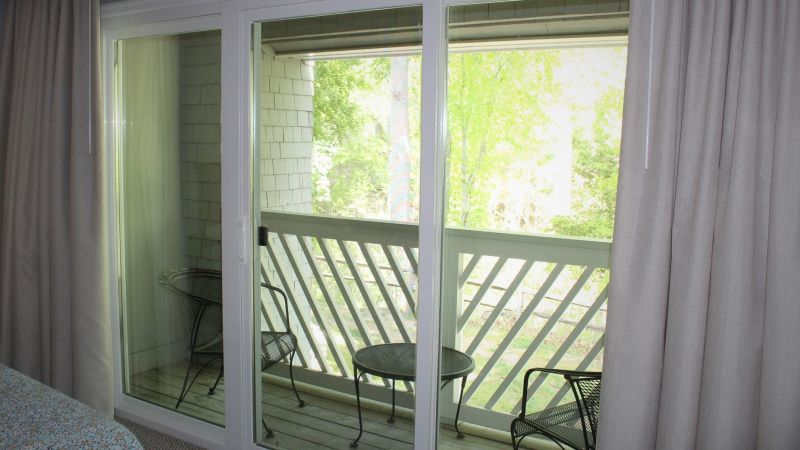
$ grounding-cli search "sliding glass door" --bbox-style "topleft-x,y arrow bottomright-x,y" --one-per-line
106,1 -> 628,448
116,29 -> 224,425
250,6 -> 423,448
437,1 -> 626,448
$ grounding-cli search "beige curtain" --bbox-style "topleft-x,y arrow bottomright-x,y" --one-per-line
598,0 -> 800,449
118,35 -> 185,375
0,0 -> 111,415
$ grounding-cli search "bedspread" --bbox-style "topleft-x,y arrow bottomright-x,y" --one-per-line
0,364 -> 142,449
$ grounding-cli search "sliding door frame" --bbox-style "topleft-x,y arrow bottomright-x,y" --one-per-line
103,0 -> 460,448
239,2 -> 446,448
102,8 -> 229,450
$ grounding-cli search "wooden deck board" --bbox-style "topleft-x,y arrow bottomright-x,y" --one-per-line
136,363 -> 414,447
129,361 -> 511,450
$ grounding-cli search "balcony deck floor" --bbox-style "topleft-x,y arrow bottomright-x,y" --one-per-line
129,361 -> 514,450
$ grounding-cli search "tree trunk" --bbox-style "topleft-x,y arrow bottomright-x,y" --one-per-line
388,57 -> 410,221
460,125 -> 470,226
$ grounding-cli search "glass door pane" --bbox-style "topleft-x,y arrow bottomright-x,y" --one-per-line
439,1 -> 627,448
117,29 -> 223,425
251,6 -> 423,448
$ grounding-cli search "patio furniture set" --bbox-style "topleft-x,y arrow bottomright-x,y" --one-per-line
160,267 -> 601,449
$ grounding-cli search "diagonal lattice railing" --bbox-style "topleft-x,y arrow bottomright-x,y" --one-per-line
260,210 -> 610,417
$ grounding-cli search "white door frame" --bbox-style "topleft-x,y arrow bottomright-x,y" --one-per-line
102,7 -> 228,450
102,0 -> 455,448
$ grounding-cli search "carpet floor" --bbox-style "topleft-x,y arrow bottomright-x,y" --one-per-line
116,417 -> 207,450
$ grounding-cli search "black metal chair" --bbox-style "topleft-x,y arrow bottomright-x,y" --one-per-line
158,268 -> 305,428
510,369 -> 601,450
259,282 -> 305,438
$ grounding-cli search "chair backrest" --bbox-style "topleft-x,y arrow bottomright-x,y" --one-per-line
568,374 -> 601,449
261,282 -> 291,332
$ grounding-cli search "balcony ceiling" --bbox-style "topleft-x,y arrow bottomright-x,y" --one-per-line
262,0 -> 628,57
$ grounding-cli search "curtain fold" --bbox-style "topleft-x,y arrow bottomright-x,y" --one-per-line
118,35 -> 185,375
598,0 -> 800,449
0,0 -> 111,415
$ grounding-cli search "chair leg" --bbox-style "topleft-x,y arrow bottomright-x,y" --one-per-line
208,362 -> 223,395
510,421 -> 520,450
288,349 -> 305,407
510,429 -> 567,450
175,352 -> 196,409
261,417 -> 275,438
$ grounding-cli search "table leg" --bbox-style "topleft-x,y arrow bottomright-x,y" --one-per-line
350,367 -> 363,448
261,417 -> 275,439
454,376 -> 467,439
388,379 -> 396,423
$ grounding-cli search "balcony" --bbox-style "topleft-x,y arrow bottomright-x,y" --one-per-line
260,210 -> 608,428
130,210 -> 608,448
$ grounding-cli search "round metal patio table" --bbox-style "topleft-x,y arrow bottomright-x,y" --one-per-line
349,343 -> 475,447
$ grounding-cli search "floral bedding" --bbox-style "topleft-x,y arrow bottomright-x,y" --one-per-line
0,364 -> 142,449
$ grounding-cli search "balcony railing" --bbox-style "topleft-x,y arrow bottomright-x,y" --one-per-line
259,210 -> 609,430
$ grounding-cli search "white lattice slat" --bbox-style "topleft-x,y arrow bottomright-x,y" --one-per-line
484,266 -> 596,409
403,246 -> 418,275
260,211 -> 610,422
464,260 -> 534,356
358,242 -> 412,343
463,264 -> 566,402
457,256 -> 509,331
338,241 -> 393,345
297,235 -> 358,369
278,234 -> 349,376
381,244 -> 417,315
318,239 -> 374,349
265,243 -> 328,372
458,254 -> 479,288
512,286 -> 608,411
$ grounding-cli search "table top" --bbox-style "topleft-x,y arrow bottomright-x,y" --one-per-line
159,268 -> 222,305
352,343 -> 474,381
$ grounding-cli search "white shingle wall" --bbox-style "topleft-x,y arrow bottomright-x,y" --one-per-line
259,45 -> 313,216
259,45 -> 315,348
174,39 -> 313,287
180,32 -> 222,271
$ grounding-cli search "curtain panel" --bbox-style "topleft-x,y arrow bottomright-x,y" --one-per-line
0,0 -> 111,415
598,0 -> 800,449
117,35 -> 187,375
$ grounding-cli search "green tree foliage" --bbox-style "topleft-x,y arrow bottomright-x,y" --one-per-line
313,139 -> 389,218
311,48 -> 625,238
446,51 -> 560,228
312,59 -> 391,217
313,59 -> 382,144
550,88 -> 623,239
